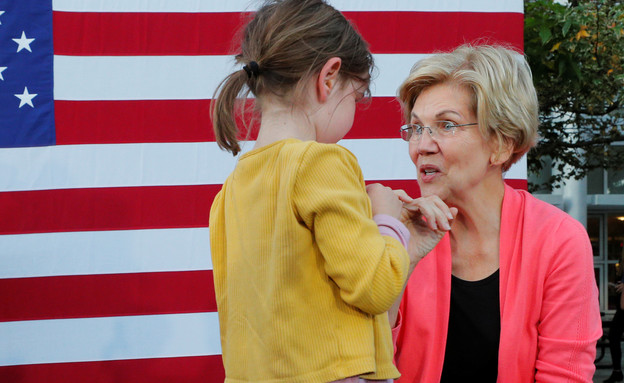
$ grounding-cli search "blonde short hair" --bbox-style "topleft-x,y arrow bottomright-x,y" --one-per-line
398,44 -> 539,171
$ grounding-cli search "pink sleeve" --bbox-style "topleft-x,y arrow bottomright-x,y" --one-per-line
534,217 -> 602,382
373,214 -> 410,249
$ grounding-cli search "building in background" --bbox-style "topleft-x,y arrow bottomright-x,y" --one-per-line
531,148 -> 624,314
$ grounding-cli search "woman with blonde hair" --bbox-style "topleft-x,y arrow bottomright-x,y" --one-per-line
391,44 -> 602,382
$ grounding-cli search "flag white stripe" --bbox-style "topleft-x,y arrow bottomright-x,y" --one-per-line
53,54 -> 428,100
0,142 -> 237,192
0,228 -> 211,279
0,313 -> 221,366
52,0 -> 523,13
0,140 -> 526,192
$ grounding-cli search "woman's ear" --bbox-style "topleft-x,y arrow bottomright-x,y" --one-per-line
490,138 -> 513,167
316,57 -> 342,103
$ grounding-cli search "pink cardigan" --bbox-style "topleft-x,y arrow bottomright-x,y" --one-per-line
393,185 -> 602,382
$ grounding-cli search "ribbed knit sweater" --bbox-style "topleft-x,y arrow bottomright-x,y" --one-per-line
209,139 -> 410,383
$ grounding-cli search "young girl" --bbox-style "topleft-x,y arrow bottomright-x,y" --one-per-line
209,1 -> 453,381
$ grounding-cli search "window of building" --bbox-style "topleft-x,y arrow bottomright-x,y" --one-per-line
587,167 -> 604,195
608,161 -> 624,195
587,144 -> 624,195
532,143 -> 624,195
593,212 -> 624,312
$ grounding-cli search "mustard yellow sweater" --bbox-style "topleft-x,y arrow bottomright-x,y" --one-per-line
209,139 -> 409,382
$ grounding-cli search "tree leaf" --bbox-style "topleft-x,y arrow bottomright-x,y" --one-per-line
563,19 -> 572,36
525,0 -> 624,190
540,26 -> 552,44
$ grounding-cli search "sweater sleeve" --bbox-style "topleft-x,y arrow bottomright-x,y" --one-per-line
534,216 -> 602,382
374,214 -> 411,249
293,144 -> 410,315
208,189 -> 228,350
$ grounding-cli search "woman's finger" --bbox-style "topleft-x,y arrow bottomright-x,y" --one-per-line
418,201 -> 451,231
403,198 -> 448,231
422,194 -> 455,220
393,189 -> 413,203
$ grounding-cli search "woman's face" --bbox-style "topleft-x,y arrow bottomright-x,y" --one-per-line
408,82 -> 495,204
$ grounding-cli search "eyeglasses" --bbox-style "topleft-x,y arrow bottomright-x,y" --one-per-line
400,121 -> 478,142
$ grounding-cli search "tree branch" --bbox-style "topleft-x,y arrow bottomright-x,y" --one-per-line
570,99 -> 621,115
544,135 -> 624,148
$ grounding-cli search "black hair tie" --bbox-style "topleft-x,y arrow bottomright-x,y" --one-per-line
243,61 -> 261,79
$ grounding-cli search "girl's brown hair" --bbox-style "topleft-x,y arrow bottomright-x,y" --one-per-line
211,0 -> 374,155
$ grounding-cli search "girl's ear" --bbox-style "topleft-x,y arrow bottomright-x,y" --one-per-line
316,57 -> 342,103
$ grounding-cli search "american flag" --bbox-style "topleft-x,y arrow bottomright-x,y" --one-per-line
0,0 -> 524,382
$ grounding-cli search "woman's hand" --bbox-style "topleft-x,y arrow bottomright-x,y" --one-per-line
395,191 -> 458,267
366,183 -> 403,220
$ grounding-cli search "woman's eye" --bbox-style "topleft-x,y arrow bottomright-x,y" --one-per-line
440,121 -> 455,131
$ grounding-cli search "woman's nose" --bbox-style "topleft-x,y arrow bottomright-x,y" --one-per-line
415,129 -> 438,154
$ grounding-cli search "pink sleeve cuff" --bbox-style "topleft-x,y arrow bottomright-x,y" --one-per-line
373,214 -> 411,249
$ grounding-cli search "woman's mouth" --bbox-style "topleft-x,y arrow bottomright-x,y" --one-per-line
419,165 -> 441,182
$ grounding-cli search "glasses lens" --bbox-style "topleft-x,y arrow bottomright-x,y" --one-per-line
400,126 -> 412,141
437,121 -> 455,135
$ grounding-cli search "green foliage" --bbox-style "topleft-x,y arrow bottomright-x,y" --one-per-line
524,0 -> 624,192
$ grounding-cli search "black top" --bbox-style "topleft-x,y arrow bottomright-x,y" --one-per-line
440,270 -> 501,383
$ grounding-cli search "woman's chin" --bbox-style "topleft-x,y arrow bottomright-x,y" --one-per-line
418,186 -> 447,200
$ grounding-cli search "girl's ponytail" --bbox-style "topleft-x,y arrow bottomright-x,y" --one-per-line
211,0 -> 374,156
211,69 -> 249,156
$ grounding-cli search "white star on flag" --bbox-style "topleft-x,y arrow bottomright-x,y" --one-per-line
13,31 -> 35,52
0,11 -> 5,25
0,67 -> 6,80
14,87 -> 37,108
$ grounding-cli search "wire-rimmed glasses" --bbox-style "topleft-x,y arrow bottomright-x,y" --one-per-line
400,121 -> 478,142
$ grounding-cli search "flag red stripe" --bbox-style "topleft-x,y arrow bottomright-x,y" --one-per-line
504,178 -> 528,191
0,355 -> 225,383
54,100 -> 215,144
0,180 -> 526,236
54,98 -> 403,145
344,11 -> 524,53
0,271 -> 216,322
53,11 -> 250,56
53,11 -> 523,56
366,178 -> 528,197
0,185 -> 219,235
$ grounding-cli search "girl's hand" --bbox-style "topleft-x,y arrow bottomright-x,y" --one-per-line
394,190 -> 458,266
366,183 -> 403,220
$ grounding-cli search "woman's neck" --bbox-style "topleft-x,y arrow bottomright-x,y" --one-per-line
448,174 -> 506,280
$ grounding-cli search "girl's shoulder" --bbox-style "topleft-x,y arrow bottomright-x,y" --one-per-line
284,139 -> 355,157
273,140 -> 360,172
